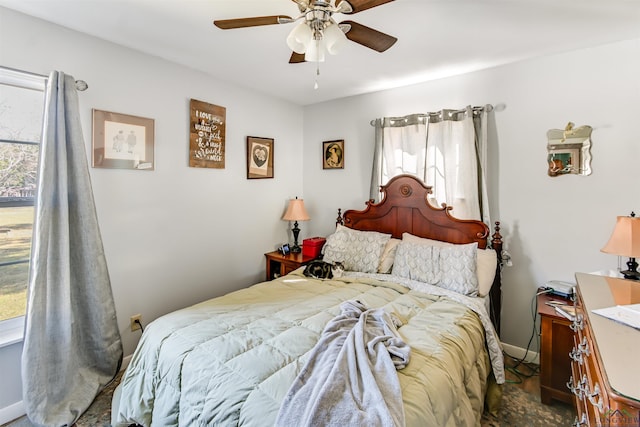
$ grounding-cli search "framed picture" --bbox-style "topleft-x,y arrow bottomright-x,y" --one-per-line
92,109 -> 154,170
247,136 -> 274,179
323,139 -> 344,169
189,98 -> 226,169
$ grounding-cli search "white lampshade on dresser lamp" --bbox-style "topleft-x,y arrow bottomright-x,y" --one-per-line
601,212 -> 640,280
282,197 -> 310,253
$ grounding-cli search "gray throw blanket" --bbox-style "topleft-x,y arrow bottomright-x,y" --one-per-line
275,300 -> 410,427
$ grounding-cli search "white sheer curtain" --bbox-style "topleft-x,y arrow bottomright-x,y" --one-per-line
370,106 -> 491,223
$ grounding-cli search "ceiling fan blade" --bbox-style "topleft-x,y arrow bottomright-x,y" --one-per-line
341,20 -> 397,52
213,15 -> 292,30
339,0 -> 395,14
289,52 -> 306,64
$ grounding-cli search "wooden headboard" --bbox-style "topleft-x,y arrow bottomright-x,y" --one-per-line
337,174 -> 503,333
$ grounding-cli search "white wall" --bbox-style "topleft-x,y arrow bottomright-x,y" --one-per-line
303,38 -> 640,353
0,7 -> 304,418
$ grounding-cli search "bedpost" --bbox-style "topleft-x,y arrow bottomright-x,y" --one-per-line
336,208 -> 343,226
490,221 -> 503,335
491,221 -> 503,264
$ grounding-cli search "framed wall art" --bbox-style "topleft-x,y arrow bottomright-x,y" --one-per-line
246,136 -> 274,179
189,98 -> 226,169
92,109 -> 154,170
323,139 -> 344,169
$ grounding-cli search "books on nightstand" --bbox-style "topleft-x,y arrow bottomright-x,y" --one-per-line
554,305 -> 577,321
543,299 -> 576,321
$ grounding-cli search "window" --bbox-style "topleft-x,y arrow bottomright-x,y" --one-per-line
0,67 -> 45,336
372,110 -> 485,221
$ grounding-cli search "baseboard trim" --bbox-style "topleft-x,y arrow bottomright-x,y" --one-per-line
0,354 -> 133,425
502,342 -> 539,364
0,401 -> 25,425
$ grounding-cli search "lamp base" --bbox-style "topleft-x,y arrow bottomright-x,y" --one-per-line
621,271 -> 640,280
622,257 -> 640,280
291,221 -> 302,253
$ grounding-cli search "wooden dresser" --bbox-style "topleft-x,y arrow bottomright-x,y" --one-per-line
569,273 -> 640,426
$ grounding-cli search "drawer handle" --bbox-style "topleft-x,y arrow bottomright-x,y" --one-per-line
570,314 -> 584,332
573,413 -> 588,427
567,375 -> 584,399
566,375 -> 575,393
569,347 -> 583,365
578,336 -> 590,357
588,383 -> 605,413
579,374 -> 588,396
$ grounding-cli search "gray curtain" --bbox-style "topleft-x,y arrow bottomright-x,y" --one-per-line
369,118 -> 384,201
21,71 -> 122,426
472,108 -> 491,227
369,106 -> 492,224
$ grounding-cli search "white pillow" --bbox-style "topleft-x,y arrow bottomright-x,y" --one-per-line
476,249 -> 498,296
378,238 -> 400,273
323,225 -> 391,273
402,233 -> 497,297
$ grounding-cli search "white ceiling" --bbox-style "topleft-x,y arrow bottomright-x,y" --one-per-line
2,0 -> 639,106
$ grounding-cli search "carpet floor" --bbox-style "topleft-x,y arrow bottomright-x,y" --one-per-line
4,363 -> 576,427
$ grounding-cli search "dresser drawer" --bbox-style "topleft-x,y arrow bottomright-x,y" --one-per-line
581,328 -> 608,421
569,361 -> 589,426
571,299 -> 605,425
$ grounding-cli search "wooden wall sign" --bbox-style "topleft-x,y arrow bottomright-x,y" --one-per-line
189,99 -> 226,168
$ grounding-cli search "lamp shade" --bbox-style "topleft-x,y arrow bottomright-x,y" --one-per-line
601,216 -> 640,258
324,22 -> 348,55
282,198 -> 310,222
286,22 -> 312,54
305,38 -> 326,63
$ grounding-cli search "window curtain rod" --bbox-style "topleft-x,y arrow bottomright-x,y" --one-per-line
369,104 -> 493,126
0,66 -> 88,91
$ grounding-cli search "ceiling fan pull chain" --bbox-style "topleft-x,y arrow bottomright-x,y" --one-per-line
314,63 -> 320,90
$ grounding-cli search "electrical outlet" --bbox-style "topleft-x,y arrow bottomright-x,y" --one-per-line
130,314 -> 142,332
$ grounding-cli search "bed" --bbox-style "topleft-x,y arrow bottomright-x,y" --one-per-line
112,174 -> 504,427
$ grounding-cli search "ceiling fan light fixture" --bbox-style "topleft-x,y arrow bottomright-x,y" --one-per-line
305,38 -> 326,63
212,0 -> 398,64
323,21 -> 348,55
286,22 -> 313,54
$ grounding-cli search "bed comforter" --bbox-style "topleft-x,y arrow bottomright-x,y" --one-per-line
114,269 -> 504,427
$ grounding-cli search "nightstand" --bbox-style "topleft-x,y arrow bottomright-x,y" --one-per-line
264,251 -> 316,281
537,291 -> 574,405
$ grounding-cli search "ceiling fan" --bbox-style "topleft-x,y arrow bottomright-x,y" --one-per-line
213,0 -> 398,64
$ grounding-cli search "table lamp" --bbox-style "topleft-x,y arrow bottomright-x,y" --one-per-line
282,197 -> 310,253
601,212 -> 640,280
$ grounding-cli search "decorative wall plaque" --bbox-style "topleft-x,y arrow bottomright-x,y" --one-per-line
546,122 -> 592,177
189,99 -> 226,168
